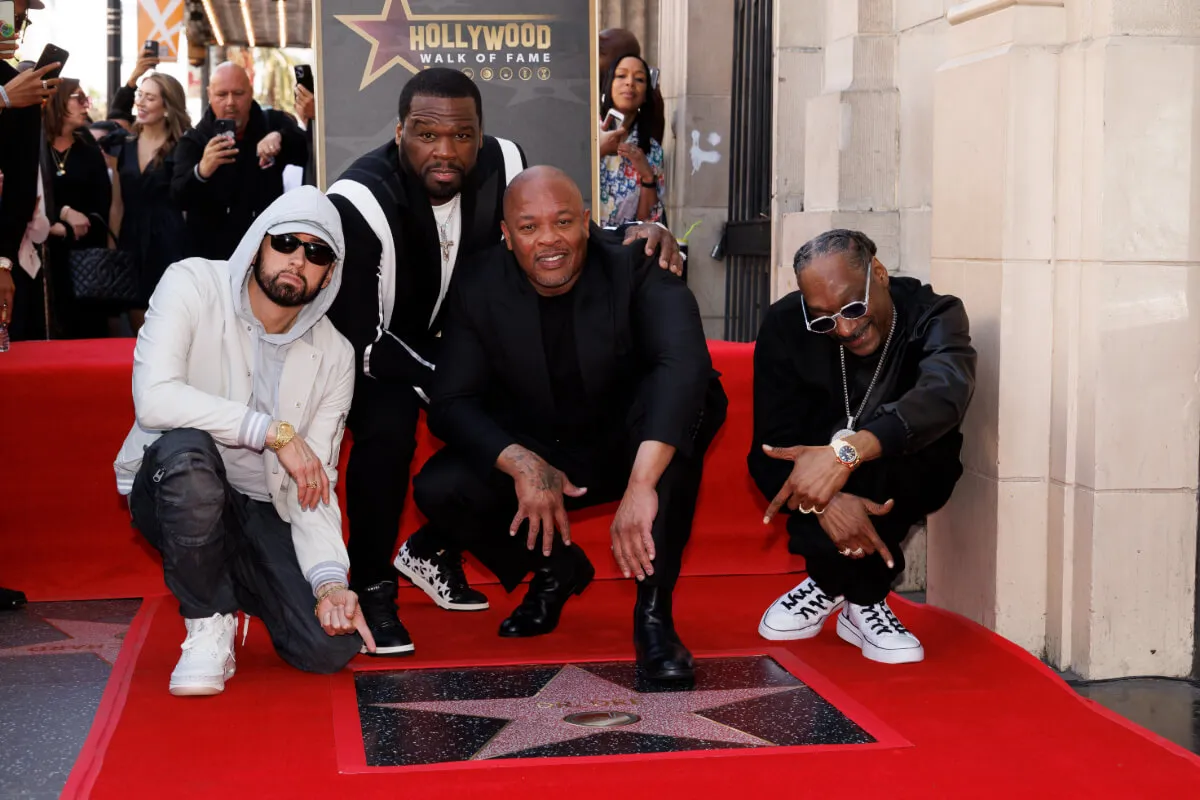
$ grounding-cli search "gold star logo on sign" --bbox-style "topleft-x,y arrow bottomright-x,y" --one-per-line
336,0 -> 555,90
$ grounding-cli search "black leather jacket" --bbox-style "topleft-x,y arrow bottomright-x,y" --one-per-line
748,276 -> 976,483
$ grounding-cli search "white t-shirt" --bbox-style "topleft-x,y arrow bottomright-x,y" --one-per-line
429,194 -> 462,325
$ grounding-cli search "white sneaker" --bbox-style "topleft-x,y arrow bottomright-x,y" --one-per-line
837,599 -> 924,664
169,613 -> 237,696
758,577 -> 845,640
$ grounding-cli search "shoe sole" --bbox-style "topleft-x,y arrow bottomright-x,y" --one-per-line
757,600 -> 844,641
169,665 -> 234,697
836,614 -> 924,664
394,554 -> 490,612
361,642 -> 416,656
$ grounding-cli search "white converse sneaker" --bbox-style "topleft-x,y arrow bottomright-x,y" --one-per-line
837,599 -> 924,664
758,577 -> 845,640
169,613 -> 237,696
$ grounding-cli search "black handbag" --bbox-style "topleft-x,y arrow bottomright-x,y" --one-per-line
66,214 -> 138,306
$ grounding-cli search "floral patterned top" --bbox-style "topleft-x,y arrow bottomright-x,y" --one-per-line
599,130 -> 665,228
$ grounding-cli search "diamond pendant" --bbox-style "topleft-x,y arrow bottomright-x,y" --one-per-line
55,168 -> 65,177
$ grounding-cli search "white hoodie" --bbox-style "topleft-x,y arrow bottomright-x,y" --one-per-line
113,186 -> 355,593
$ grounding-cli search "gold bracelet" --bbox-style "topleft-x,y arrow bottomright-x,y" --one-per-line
313,582 -> 348,616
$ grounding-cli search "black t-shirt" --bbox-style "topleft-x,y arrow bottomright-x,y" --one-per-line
538,291 -> 593,444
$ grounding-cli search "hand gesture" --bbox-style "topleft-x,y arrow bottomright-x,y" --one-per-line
505,446 -> 587,557
294,85 -> 315,125
760,443 -> 851,522
315,586 -> 377,652
599,125 -> 625,157
617,141 -> 653,182
126,56 -> 158,87
274,434 -> 330,511
2,64 -> 61,110
257,131 -> 282,168
61,207 -> 90,240
817,493 -> 896,568
199,133 -> 238,179
610,483 -> 658,580
622,222 -> 683,276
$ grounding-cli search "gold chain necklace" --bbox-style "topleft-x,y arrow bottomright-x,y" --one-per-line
52,144 -> 73,177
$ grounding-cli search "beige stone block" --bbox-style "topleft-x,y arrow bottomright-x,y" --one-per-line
829,0 -> 895,40
1002,49 -> 1058,261
898,19 -> 947,209
777,0 -> 826,48
894,523 -> 927,592
676,206 -> 731,319
1094,42 -> 1200,263
773,50 -> 824,210
946,4 -> 1066,59
1072,489 -> 1197,679
702,316 -> 725,340
1054,43 -> 1086,262
825,34 -> 897,93
927,469 -> 998,631
674,94 -> 731,209
929,256 -> 966,297
1049,260 -> 1082,486
898,207 -> 932,281
685,0 -> 736,96
993,479 -> 1049,653
1044,480 -> 1077,668
954,260 -> 1001,477
1088,263 -> 1200,491
1095,0 -> 1200,38
996,261 -> 1054,479
804,90 -> 900,211
773,261 -> 799,302
896,0 -> 946,31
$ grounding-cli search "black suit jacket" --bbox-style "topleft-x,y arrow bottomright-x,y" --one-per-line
429,230 -> 716,476
0,61 -> 42,264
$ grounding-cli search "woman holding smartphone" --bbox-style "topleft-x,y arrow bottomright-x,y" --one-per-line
598,53 -> 666,228
107,70 -> 192,331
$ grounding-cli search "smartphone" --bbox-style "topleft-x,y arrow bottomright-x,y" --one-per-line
142,39 -> 160,59
213,118 -> 237,138
0,1 -> 15,40
35,44 -> 69,80
601,108 -> 625,133
294,64 -> 314,93
649,66 -> 660,91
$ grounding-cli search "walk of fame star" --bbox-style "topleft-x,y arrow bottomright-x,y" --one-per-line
0,618 -> 128,666
336,0 -> 555,90
375,663 -> 801,760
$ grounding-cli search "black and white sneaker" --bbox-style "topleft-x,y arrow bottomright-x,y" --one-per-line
758,577 -> 844,640
837,598 -> 924,664
357,580 -> 415,656
394,540 -> 490,611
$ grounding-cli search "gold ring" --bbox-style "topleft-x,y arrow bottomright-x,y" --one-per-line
840,547 -> 853,557
306,481 -> 318,488
798,505 -> 813,514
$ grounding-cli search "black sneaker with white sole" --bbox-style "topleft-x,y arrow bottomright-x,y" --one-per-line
394,540 -> 490,611
357,580 -> 415,656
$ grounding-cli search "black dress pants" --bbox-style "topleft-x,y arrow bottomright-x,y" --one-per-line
756,431 -> 964,606
343,375 -> 423,588
413,381 -> 728,593
130,429 -> 361,674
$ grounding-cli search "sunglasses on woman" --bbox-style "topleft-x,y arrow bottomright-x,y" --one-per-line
269,233 -> 336,267
801,267 -> 871,334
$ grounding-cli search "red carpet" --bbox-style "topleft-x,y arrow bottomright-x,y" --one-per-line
64,576 -> 1200,799
0,339 -> 800,601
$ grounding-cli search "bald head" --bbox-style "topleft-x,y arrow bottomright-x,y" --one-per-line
208,61 -> 253,132
501,166 -> 590,296
599,28 -> 641,77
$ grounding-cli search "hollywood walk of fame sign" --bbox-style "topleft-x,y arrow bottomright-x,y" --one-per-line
346,656 -> 881,768
314,0 -> 598,207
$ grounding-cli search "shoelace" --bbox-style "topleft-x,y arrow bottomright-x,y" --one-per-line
360,585 -> 404,630
181,613 -> 237,652
433,550 -> 471,592
881,603 -> 910,634
860,605 -> 895,635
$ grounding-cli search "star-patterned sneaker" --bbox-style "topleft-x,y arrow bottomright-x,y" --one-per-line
169,613 -> 237,696
837,598 -> 925,664
758,577 -> 844,640
394,540 -> 489,611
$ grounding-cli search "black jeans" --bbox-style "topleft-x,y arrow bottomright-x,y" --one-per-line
130,429 -> 361,674
412,380 -> 728,593
756,431 -> 964,605
344,375 -> 423,588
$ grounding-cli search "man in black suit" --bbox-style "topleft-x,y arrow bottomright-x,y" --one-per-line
411,166 -> 726,682
0,0 -> 58,341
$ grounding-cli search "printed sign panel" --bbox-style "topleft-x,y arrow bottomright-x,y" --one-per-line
137,0 -> 185,60
315,0 -> 598,206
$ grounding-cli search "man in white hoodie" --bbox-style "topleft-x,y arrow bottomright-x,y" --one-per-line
114,186 -> 376,697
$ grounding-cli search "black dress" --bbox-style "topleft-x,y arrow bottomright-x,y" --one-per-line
112,136 -> 190,304
45,131 -> 113,338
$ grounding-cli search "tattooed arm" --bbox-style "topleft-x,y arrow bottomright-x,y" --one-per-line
496,444 -> 588,557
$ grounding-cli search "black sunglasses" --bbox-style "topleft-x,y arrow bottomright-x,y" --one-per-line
269,233 -> 336,267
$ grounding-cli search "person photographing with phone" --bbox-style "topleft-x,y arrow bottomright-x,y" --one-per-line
598,53 -> 665,228
172,61 -> 306,260
293,64 -> 317,187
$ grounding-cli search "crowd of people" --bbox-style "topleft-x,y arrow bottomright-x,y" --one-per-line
2,3 -> 978,701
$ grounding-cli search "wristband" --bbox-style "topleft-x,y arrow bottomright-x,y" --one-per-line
193,164 -> 209,183
640,178 -> 656,188
0,86 -> 10,109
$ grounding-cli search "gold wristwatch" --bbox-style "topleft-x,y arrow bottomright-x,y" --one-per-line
270,421 -> 297,451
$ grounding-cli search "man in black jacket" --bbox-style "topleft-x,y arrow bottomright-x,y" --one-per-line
749,229 -> 976,665
410,166 -> 725,682
325,69 -> 685,656
171,62 -> 306,260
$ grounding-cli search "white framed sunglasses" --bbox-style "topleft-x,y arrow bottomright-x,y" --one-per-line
801,266 -> 871,334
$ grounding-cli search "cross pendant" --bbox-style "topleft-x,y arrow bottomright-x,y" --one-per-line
440,238 -> 454,262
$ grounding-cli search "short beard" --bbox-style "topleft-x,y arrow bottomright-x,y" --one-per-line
253,258 -> 321,308
399,145 -> 467,201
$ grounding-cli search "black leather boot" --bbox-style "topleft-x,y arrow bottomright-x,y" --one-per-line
0,586 -> 26,611
499,548 -> 594,637
633,583 -> 694,683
